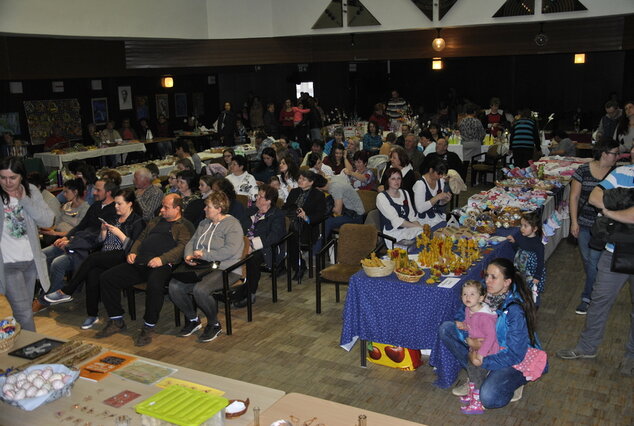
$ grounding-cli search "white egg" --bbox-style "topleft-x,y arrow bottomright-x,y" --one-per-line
25,386 -> 38,398
14,389 -> 25,400
3,390 -> 15,400
62,374 -> 73,384
32,377 -> 45,388
49,373 -> 63,382
20,381 -> 31,390
5,375 -> 17,385
41,368 -> 53,380
39,383 -> 51,393
15,373 -> 26,382
2,384 -> 15,394
51,380 -> 64,390
35,388 -> 48,397
26,372 -> 40,382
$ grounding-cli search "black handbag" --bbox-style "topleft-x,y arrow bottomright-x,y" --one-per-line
171,260 -> 219,283
611,243 -> 634,274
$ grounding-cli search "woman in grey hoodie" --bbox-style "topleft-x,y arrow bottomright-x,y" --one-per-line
169,191 -> 244,343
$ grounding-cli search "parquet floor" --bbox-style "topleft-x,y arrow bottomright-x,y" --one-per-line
2,189 -> 633,425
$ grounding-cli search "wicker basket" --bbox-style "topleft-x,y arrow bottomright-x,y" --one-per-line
395,271 -> 423,283
362,260 -> 395,277
0,321 -> 20,353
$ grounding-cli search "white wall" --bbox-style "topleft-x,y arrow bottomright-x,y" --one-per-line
0,0 -> 209,39
1,0 -> 633,40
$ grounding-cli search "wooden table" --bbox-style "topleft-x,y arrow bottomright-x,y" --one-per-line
254,393 -> 424,426
0,331 -> 285,425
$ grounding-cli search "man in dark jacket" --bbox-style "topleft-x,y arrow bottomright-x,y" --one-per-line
96,193 -> 195,346
421,137 -> 464,178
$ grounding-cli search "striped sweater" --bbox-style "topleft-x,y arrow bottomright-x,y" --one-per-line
510,118 -> 540,150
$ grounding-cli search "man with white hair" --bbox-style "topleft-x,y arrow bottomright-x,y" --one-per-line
134,167 -> 163,222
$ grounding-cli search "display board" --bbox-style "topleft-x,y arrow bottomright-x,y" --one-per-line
23,99 -> 82,145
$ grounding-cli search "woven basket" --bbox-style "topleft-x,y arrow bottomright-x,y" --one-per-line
362,260 -> 394,277
395,271 -> 423,283
0,321 -> 20,353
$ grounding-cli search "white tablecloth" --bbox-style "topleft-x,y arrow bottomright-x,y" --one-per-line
35,143 -> 147,169
447,144 -> 494,161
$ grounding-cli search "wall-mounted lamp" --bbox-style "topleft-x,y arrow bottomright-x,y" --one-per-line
432,58 -> 443,70
432,28 -> 446,52
574,53 -> 586,64
161,76 -> 174,88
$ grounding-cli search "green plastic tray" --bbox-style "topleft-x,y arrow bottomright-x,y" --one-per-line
135,385 -> 228,426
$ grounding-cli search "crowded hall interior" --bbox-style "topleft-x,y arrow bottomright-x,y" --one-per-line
1,0 -> 634,424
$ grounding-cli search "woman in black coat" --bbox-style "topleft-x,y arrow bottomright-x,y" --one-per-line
217,101 -> 237,146
283,170 -> 326,281
234,185 -> 286,308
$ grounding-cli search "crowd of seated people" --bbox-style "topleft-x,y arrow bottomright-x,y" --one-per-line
25,92 -> 482,346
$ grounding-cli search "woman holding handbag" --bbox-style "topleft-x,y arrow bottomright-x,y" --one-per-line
569,138 -> 619,314
439,258 -> 546,411
169,191 -> 244,343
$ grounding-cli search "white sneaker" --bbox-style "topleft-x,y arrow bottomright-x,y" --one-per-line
511,385 -> 524,402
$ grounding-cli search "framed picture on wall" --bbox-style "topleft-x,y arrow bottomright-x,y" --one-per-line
91,97 -> 108,125
118,86 -> 133,110
135,96 -> 149,120
174,93 -> 187,117
155,94 -> 169,119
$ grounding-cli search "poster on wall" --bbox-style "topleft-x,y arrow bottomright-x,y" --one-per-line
175,93 -> 187,118
23,99 -> 82,145
192,93 -> 204,118
156,94 -> 169,119
91,98 -> 109,125
0,112 -> 20,135
135,96 -> 149,120
118,86 -> 133,110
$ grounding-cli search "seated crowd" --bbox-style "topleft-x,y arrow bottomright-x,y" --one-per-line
14,114 -> 466,347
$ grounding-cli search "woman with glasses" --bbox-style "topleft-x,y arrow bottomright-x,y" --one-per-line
40,178 -> 89,246
569,138 -> 620,315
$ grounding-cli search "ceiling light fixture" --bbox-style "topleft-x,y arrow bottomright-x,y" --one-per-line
432,28 -> 446,52
574,53 -> 586,64
161,76 -> 174,88
432,58 -> 443,70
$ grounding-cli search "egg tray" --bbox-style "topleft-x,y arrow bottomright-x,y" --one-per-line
0,364 -> 80,411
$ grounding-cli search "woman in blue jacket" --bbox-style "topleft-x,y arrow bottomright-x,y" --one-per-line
439,257 -> 544,411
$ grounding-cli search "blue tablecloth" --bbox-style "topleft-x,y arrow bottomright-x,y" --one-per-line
340,229 -> 517,388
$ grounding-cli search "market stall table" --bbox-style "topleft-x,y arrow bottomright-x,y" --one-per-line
0,331 -> 284,425
34,142 -> 147,170
340,233 -> 516,388
254,392 -> 424,426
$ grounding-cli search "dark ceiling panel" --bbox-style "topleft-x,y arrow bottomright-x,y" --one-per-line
493,0 -> 535,18
312,0 -> 343,29
542,0 -> 587,14
439,0 -> 459,20
347,0 -> 381,27
410,0 -> 434,21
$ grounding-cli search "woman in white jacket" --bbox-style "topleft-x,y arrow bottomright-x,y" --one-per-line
0,157 -> 55,331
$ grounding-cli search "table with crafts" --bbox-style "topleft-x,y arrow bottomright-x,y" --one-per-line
0,331 -> 284,425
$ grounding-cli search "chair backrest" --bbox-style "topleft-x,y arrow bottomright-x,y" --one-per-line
338,224 -> 378,266
357,190 -> 378,214
236,194 -> 249,210
239,236 -> 250,279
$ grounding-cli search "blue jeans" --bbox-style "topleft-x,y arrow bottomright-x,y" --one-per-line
42,245 -> 72,293
438,321 -> 527,409
577,225 -> 602,303
313,214 -> 363,253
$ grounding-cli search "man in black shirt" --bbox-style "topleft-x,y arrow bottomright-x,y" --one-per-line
420,137 -> 465,179
96,193 -> 195,346
37,178 -> 118,310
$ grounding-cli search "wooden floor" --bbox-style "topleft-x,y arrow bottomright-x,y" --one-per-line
2,187 -> 633,425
